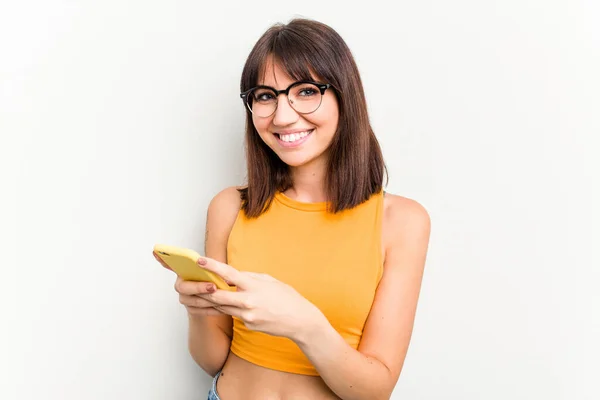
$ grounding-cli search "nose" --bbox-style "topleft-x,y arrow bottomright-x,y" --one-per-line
272,94 -> 299,127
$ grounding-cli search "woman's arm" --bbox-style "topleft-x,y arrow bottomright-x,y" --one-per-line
187,187 -> 241,377
294,195 -> 431,400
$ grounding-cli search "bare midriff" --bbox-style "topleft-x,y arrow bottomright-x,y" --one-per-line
215,353 -> 341,400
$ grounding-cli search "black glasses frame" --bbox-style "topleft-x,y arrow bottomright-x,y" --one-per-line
240,80 -> 332,117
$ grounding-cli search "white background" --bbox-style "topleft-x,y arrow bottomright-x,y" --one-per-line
1,1 -> 598,399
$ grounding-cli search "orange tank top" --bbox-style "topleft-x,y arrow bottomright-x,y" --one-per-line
226,190 -> 384,376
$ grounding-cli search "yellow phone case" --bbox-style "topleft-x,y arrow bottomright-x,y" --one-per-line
153,244 -> 232,290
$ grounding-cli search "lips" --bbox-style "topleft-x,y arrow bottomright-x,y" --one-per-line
274,129 -> 314,148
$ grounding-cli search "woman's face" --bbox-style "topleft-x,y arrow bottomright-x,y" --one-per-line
252,59 -> 339,169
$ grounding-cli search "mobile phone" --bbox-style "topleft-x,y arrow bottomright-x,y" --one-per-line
153,244 -> 232,290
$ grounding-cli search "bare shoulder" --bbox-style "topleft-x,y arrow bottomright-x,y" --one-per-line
382,192 -> 431,266
208,186 -> 242,218
205,186 -> 243,257
383,192 -> 431,230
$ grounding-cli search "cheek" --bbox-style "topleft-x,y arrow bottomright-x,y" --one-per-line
252,116 -> 275,144
315,97 -> 339,130
252,115 -> 269,133
314,107 -> 339,132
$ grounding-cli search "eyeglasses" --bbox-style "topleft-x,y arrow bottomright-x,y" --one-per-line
240,80 -> 332,118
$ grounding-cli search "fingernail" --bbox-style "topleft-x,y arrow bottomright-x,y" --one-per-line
207,284 -> 216,293
198,257 -> 207,266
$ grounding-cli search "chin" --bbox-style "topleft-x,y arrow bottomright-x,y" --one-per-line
276,150 -> 326,168
277,154 -> 311,167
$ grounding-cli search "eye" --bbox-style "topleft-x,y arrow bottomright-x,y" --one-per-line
253,90 -> 276,102
297,87 -> 318,96
292,84 -> 320,98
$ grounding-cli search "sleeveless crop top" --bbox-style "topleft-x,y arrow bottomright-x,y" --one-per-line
226,190 -> 384,376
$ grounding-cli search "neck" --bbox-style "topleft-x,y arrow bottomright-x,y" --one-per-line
286,157 -> 328,203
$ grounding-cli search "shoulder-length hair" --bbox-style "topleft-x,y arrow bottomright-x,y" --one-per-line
238,18 -> 387,218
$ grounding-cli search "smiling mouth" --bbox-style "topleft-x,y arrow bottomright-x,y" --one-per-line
275,129 -> 314,144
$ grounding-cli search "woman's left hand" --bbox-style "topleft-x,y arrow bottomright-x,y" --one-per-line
195,256 -> 327,341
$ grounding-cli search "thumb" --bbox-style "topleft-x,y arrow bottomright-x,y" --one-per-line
197,256 -> 250,288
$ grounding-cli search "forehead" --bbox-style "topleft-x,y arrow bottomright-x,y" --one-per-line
257,58 -> 293,87
257,56 -> 318,89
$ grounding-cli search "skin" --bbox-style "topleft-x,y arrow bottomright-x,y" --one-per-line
154,60 -> 431,399
251,59 -> 340,200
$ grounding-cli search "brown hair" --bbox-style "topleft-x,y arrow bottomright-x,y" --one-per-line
238,18 -> 387,217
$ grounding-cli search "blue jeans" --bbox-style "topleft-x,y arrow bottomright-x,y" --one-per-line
207,370 -> 221,400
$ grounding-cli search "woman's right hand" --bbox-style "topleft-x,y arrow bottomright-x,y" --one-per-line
174,276 -> 228,316
152,251 -> 225,316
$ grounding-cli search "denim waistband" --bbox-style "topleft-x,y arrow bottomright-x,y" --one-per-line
207,370 -> 221,400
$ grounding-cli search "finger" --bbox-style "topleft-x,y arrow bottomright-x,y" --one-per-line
224,278 -> 235,286
175,277 -> 218,295
244,272 -> 276,282
197,257 -> 250,288
179,294 -> 219,309
198,290 -> 248,308
211,305 -> 245,319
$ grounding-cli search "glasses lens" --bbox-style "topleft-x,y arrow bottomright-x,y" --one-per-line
248,88 -> 277,117
288,83 -> 323,114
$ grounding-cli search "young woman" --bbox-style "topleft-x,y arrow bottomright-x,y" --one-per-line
169,18 -> 429,400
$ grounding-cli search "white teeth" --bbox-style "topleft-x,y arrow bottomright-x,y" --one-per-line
279,130 -> 312,142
